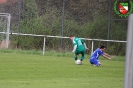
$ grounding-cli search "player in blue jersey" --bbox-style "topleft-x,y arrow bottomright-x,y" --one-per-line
89,45 -> 111,66
69,35 -> 88,64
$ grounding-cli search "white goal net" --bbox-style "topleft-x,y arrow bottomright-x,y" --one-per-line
0,13 -> 11,48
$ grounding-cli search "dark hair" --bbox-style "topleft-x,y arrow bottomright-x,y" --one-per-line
100,45 -> 106,49
69,35 -> 74,37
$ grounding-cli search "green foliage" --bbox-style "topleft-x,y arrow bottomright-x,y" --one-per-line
89,15 -> 108,39
107,42 -> 126,56
12,0 -> 51,49
63,19 -> 92,38
22,0 -> 38,19
64,20 -> 81,36
110,21 -> 127,40
7,0 -> 127,55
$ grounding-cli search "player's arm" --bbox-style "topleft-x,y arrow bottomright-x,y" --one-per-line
72,45 -> 77,52
102,54 -> 111,60
83,43 -> 88,50
104,53 -> 111,57
72,40 -> 77,52
81,39 -> 88,50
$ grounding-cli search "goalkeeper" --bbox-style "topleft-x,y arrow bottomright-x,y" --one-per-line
69,35 -> 88,64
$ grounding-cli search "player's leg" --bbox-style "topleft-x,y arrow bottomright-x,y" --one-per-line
93,60 -> 101,67
90,57 -> 100,67
90,57 -> 95,65
74,51 -> 79,61
74,54 -> 78,61
80,50 -> 85,61
97,60 -> 101,66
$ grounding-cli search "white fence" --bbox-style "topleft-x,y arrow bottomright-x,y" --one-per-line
0,32 -> 127,55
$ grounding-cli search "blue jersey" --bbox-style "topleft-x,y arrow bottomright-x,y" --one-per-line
91,48 -> 104,59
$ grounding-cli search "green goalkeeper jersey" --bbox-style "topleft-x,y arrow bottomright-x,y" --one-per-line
73,37 -> 85,51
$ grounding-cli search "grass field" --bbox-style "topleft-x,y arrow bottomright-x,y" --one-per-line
0,50 -> 124,88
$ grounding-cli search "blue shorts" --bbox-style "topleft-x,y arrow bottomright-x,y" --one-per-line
90,57 -> 101,66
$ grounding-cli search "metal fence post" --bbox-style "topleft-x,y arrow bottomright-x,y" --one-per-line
61,0 -> 65,49
91,40 -> 94,55
43,37 -> 46,55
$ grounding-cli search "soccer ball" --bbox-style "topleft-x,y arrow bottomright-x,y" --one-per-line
75,60 -> 82,65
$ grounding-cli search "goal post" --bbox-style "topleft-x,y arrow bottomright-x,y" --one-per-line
0,13 -> 11,48
124,13 -> 133,88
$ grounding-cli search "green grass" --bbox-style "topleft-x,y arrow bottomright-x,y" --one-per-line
0,49 -> 125,61
0,51 -> 124,88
